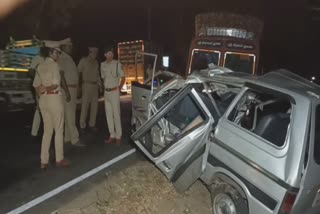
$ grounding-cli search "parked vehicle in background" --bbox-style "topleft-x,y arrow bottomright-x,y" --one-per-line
130,51 -> 182,130
117,40 -> 163,93
132,69 -> 320,214
187,13 -> 263,76
0,92 -> 27,112
0,37 -> 41,111
0,94 -> 7,112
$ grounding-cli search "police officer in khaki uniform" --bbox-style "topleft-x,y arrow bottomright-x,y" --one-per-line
78,47 -> 100,133
33,42 -> 69,169
101,47 -> 125,144
30,49 -> 45,137
58,39 -> 85,147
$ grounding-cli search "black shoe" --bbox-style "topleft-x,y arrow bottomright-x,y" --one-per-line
41,163 -> 48,170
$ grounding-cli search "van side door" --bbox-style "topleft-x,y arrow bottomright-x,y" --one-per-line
293,104 -> 320,214
131,85 -> 214,192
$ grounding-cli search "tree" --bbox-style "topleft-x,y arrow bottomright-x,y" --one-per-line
35,0 -> 84,38
3,0 -> 84,40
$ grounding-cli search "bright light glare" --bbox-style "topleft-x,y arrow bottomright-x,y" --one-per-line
162,56 -> 169,68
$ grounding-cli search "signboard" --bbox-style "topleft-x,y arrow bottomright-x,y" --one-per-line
206,27 -> 255,40
162,56 -> 169,68
196,40 -> 222,48
226,42 -> 255,50
118,41 -> 144,65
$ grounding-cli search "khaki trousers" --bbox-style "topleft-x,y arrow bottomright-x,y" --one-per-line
104,90 -> 122,139
63,87 -> 79,144
39,94 -> 64,164
31,96 -> 41,136
80,83 -> 98,129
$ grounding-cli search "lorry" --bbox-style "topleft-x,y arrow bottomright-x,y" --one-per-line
117,40 -> 163,93
186,13 -> 263,76
131,12 -> 263,131
0,37 -> 42,111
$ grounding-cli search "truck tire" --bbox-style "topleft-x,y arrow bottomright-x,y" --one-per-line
210,183 -> 249,214
0,94 -> 9,112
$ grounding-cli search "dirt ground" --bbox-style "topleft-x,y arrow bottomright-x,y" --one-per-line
53,160 -> 212,214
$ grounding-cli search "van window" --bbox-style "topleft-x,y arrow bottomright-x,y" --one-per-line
228,89 -> 291,147
314,106 -> 320,164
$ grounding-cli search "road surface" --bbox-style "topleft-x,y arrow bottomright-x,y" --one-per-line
0,95 -> 137,214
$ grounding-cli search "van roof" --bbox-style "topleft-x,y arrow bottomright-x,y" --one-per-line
253,70 -> 320,100
191,68 -> 320,101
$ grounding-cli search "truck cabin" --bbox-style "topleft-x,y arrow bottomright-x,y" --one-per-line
186,13 -> 263,77
0,37 -> 42,74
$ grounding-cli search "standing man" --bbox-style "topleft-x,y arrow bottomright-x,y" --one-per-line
58,38 -> 84,147
78,47 -> 100,133
29,46 -> 45,137
33,42 -> 69,169
101,46 -> 125,144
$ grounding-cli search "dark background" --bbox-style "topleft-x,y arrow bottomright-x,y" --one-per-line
0,0 -> 319,78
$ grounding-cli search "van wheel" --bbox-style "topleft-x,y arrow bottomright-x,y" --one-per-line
210,183 -> 248,214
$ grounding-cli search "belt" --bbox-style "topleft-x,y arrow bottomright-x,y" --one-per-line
105,87 -> 118,92
42,91 -> 59,95
67,84 -> 78,88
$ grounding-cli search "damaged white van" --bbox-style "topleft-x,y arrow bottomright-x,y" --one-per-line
131,69 -> 320,214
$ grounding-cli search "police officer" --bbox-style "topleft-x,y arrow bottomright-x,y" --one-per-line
78,47 -> 100,133
33,42 -> 69,169
101,46 -> 125,144
29,46 -> 45,137
58,39 -> 85,147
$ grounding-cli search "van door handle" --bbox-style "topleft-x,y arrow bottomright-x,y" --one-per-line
141,96 -> 146,100
162,161 -> 171,171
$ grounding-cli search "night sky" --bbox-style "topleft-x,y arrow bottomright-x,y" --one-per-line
0,0 -> 318,77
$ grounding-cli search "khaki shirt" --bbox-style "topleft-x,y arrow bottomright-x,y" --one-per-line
30,55 -> 45,70
32,58 -> 61,93
58,52 -> 78,85
78,57 -> 99,83
100,60 -> 125,89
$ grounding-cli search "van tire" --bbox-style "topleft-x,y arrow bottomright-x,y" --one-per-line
210,183 -> 248,214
